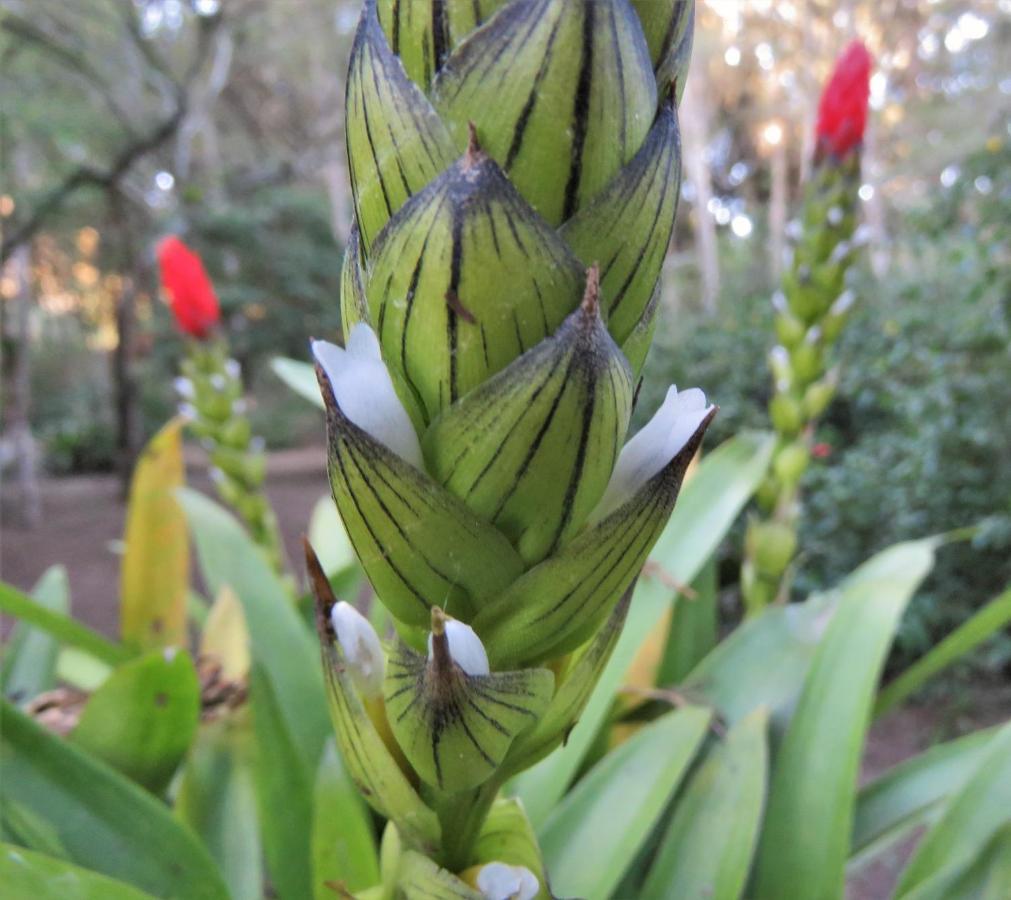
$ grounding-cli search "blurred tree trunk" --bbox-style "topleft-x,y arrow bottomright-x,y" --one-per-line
768,140 -> 788,279
2,244 -> 42,528
110,195 -> 142,496
680,73 -> 719,313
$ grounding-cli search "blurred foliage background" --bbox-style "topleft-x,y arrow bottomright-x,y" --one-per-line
2,0 -> 1009,673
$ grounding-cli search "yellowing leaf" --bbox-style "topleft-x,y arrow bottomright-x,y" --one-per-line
120,419 -> 189,650
200,586 -> 250,681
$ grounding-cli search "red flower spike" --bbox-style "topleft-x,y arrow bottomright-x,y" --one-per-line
815,41 -> 872,161
157,236 -> 221,339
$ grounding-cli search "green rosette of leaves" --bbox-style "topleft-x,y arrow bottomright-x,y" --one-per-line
742,41 -> 873,615
306,1 -> 711,892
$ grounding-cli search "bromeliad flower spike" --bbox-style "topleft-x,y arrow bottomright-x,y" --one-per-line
157,236 -> 220,340
742,40 -> 873,613
307,0 -> 712,892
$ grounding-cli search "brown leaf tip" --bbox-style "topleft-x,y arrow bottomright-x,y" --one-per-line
464,121 -> 484,167
580,264 -> 601,317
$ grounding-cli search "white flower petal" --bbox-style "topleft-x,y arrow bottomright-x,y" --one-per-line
428,618 -> 489,677
591,385 -> 713,522
476,863 -> 539,900
331,600 -> 385,698
312,325 -> 424,469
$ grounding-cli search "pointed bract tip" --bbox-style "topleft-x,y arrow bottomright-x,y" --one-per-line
580,264 -> 601,317
304,536 -> 337,639
430,605 -> 447,636
464,122 -> 484,167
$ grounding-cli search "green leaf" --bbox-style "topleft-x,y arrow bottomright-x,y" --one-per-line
643,708 -> 768,900
0,844 -> 157,900
657,556 -> 717,685
340,221 -> 370,337
897,824 -> 1011,900
120,418 -> 189,651
366,144 -> 584,426
475,409 -> 714,669
271,356 -> 325,409
433,0 -> 657,226
306,549 -> 441,855
179,488 -> 330,769
875,585 -> 1011,718
751,537 -> 939,900
376,0 -> 506,91
511,430 -> 774,826
312,739 -> 380,898
895,721 -> 1011,896
424,285 -> 632,565
539,706 -> 711,900
0,581 -> 131,669
560,93 -> 680,346
175,713 -> 263,900
0,700 -> 228,899
346,1 -> 456,251
682,592 -> 831,730
307,494 -> 357,577
2,566 -> 68,702
320,381 -> 525,628
250,665 -> 314,900
70,648 -> 200,794
851,727 -> 998,870
384,635 -> 554,792
1,798 -> 68,858
397,850 -> 481,899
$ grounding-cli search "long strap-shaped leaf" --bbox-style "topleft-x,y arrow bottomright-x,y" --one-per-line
346,0 -> 456,253
474,408 -> 716,668
0,700 -> 229,899
383,628 -> 554,793
432,0 -> 657,226
539,706 -> 711,900
424,274 -> 632,565
306,546 -> 441,855
751,537 -> 939,900
561,92 -> 681,346
0,844 -> 158,900
366,139 -> 584,425
1,566 -> 68,702
320,365 -> 525,627
895,720 -> 1011,897
643,708 -> 768,900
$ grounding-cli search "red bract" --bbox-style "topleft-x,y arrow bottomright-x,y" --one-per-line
816,41 -> 872,161
157,236 -> 221,339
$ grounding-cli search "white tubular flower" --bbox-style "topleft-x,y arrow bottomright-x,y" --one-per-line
591,386 -> 714,522
224,358 -> 241,379
830,289 -> 856,316
331,601 -> 385,699
312,325 -> 424,470
428,617 -> 489,676
476,863 -> 539,900
173,376 -> 195,399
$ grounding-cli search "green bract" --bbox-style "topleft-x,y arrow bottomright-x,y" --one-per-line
310,0 -> 708,881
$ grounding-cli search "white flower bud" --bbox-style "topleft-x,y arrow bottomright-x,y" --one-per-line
178,402 -> 198,421
476,863 -> 539,900
210,373 -> 227,391
830,290 -> 856,316
769,345 -> 790,370
209,466 -> 226,484
232,398 -> 248,415
785,219 -> 803,241
805,325 -> 822,344
428,618 -> 489,676
331,601 -> 385,698
312,326 -> 424,470
771,290 -> 788,313
829,240 -> 851,264
173,376 -> 195,399
224,358 -> 241,379
827,206 -> 844,226
591,385 -> 714,522
851,224 -> 872,246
